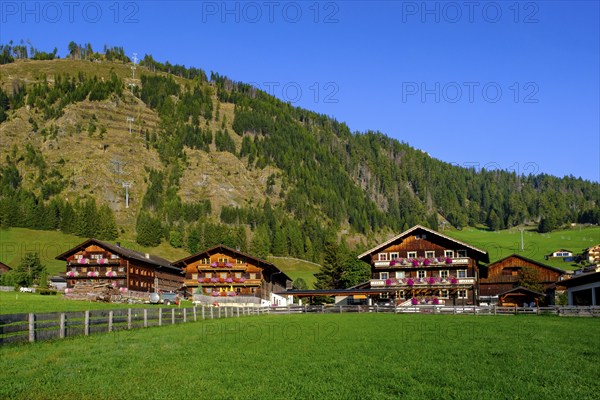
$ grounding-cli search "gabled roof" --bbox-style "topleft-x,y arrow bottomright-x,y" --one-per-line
358,225 -> 489,262
560,271 -> 600,288
487,254 -> 566,274
171,244 -> 292,282
498,286 -> 545,297
55,238 -> 180,273
0,261 -> 12,271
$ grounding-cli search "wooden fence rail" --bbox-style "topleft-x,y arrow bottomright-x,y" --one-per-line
0,305 -> 270,345
1,305 -> 598,346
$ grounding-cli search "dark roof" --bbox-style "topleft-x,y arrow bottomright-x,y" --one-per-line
497,286 -> 545,297
560,271 -> 600,288
549,249 -> 573,254
487,254 -> 566,274
358,225 -> 489,263
0,261 -> 12,271
55,238 -> 180,273
276,288 -> 394,296
171,244 -> 292,282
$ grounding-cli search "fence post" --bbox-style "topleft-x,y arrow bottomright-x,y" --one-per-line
159,308 -> 162,326
144,309 -> 148,328
108,311 -> 113,332
514,305 -> 518,315
224,307 -> 228,318
202,306 -> 205,320
237,306 -> 240,318
60,313 -> 66,338
210,306 -> 214,319
127,308 -> 132,330
84,310 -> 90,336
193,306 -> 197,322
28,313 -> 35,343
171,308 -> 175,324
183,308 -> 187,323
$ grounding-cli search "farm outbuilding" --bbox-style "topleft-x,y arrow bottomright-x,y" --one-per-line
560,271 -> 600,306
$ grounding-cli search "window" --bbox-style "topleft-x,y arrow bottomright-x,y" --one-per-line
395,271 -> 405,279
205,272 -> 212,278
378,253 -> 388,261
201,258 -> 210,264
75,254 -> 83,260
250,273 -> 257,280
110,254 -> 119,259
398,290 -> 406,299
407,251 -> 417,259
440,270 -> 449,279
380,272 -> 389,280
118,267 -> 125,272
458,289 -> 468,299
218,257 -> 229,263
390,253 -> 399,260
439,289 -> 449,298
457,249 -> 467,257
220,272 -> 227,279
236,258 -> 245,264
81,267 -> 87,273
417,270 -> 426,278
380,292 -> 389,299
444,250 -> 454,258
425,251 -> 435,258
235,272 -> 242,278
192,273 -> 198,280
90,254 -> 102,260
457,270 -> 467,278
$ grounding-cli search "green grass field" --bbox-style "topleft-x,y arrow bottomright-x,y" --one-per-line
0,313 -> 598,399
268,256 -> 321,287
0,292 -> 193,315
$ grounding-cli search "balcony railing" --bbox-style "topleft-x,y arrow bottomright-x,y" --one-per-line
370,277 -> 475,287
374,257 -> 470,268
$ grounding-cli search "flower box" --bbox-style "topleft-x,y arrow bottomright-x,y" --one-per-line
210,277 -> 219,283
225,278 -> 233,283
445,257 -> 453,264
106,271 -> 117,277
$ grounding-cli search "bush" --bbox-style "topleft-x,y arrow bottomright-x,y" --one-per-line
38,288 -> 58,296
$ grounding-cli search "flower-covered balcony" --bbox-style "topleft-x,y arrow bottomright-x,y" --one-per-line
370,276 -> 475,288
61,269 -> 126,279
197,262 -> 247,271
374,256 -> 469,268
67,257 -> 120,266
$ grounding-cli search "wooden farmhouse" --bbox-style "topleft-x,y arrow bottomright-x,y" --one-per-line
583,244 -> 600,264
358,225 -> 489,306
56,239 -> 183,292
0,261 -> 12,275
479,254 -> 565,306
171,245 -> 292,301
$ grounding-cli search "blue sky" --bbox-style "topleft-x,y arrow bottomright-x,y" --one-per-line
2,1 -> 599,181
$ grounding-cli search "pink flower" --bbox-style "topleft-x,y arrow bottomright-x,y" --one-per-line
385,279 -> 392,286
411,297 -> 419,305
450,277 -> 458,284
423,259 -> 430,266
445,257 -> 453,264
406,278 -> 414,287
389,260 -> 397,267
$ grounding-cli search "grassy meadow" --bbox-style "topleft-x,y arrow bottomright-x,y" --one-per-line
0,291 -> 193,315
0,313 -> 598,399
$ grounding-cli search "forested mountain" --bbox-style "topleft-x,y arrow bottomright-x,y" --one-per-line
0,43 -> 598,264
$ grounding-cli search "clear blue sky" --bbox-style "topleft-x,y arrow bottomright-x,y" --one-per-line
2,1 -> 599,181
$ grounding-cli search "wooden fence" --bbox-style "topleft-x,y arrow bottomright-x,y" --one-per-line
0,305 -> 268,345
2,305 -> 598,346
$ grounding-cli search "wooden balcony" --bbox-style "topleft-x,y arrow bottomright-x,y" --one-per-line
370,277 -> 475,287
374,257 -> 470,268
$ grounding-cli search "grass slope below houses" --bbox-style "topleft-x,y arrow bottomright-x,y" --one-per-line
0,291 -> 193,315
444,226 -> 600,270
268,256 -> 321,288
0,313 -> 598,399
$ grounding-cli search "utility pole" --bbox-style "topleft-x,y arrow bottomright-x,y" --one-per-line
122,181 -> 132,208
127,116 -> 134,134
519,227 -> 525,252
110,158 -> 127,183
131,52 -> 138,80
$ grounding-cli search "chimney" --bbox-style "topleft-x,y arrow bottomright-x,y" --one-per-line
145,253 -> 150,259
116,242 -> 121,248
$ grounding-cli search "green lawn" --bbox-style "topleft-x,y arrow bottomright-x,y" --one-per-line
268,256 -> 320,288
445,226 -> 599,270
0,313 -> 598,399
0,291 -> 193,315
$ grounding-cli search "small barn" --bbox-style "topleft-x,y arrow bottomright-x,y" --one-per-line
0,261 -> 12,275
545,249 -> 573,259
498,286 -> 545,307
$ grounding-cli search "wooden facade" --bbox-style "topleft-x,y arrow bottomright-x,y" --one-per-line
584,244 -> 600,264
55,239 -> 183,292
171,245 -> 292,300
358,225 -> 489,306
0,261 -> 11,275
479,254 -> 565,305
